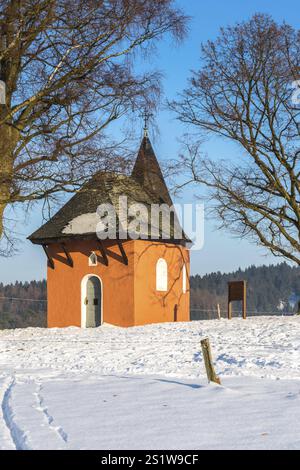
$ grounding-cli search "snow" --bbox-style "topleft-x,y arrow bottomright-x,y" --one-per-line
62,213 -> 100,235
0,316 -> 300,449
1,316 -> 299,380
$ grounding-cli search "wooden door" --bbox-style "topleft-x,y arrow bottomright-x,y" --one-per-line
86,277 -> 102,327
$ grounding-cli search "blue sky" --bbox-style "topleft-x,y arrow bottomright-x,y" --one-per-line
1,0 -> 298,283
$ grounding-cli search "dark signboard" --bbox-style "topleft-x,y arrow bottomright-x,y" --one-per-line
228,280 -> 247,319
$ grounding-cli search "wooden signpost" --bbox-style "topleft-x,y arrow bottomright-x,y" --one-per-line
228,280 -> 247,320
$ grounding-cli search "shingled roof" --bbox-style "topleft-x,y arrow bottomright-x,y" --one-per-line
29,136 -> 188,245
132,136 -> 173,206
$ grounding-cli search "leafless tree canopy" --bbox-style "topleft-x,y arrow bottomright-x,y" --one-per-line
170,14 -> 300,265
0,0 -> 187,250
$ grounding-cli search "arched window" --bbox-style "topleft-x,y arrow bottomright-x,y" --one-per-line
89,252 -> 98,267
182,264 -> 187,294
156,258 -> 168,292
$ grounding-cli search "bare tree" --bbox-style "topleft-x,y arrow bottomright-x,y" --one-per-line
0,0 -> 187,248
170,14 -> 300,265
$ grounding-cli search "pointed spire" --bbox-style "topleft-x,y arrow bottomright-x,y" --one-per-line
131,135 -> 173,206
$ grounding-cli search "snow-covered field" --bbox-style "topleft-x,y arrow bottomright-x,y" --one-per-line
0,316 -> 300,450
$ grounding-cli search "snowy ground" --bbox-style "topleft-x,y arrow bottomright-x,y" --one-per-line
0,316 -> 300,449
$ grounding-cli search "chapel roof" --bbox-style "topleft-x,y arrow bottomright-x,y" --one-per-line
28,136 -> 189,245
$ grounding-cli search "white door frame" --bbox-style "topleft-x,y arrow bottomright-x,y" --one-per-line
81,274 -> 103,328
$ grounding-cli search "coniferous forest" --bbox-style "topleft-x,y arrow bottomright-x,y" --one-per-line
0,263 -> 299,328
0,280 -> 47,329
191,263 -> 300,319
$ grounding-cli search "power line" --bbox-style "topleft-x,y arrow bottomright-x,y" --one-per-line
0,296 -> 47,303
0,298 -> 295,313
190,308 -> 295,315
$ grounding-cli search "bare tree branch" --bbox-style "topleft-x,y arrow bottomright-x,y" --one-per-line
170,14 -> 300,265
0,0 -> 188,248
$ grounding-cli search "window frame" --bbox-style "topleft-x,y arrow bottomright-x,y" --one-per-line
156,258 -> 168,292
88,251 -> 98,267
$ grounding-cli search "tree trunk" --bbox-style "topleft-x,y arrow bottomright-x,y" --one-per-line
0,172 -> 11,239
0,202 -> 6,239
0,111 -> 19,240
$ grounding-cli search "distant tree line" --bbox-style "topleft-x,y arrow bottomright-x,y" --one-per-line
0,280 -> 46,328
0,262 -> 299,328
191,263 -> 300,320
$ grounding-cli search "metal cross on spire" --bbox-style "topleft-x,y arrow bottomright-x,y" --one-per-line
142,110 -> 153,138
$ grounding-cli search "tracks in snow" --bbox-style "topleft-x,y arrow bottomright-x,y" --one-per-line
0,375 -> 69,450
34,382 -> 68,445
0,377 -> 29,450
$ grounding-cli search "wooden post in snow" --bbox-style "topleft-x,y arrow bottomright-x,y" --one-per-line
201,338 -> 221,385
217,304 -> 221,320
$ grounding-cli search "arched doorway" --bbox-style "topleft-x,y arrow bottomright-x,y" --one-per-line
81,275 -> 102,327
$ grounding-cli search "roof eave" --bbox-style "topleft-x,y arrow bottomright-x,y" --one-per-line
29,234 -> 191,247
